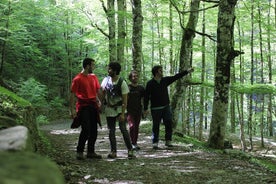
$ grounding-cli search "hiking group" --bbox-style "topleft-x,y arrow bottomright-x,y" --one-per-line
70,58 -> 194,160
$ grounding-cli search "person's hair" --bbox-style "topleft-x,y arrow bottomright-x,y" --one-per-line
82,58 -> 95,68
108,62 -> 121,75
152,65 -> 162,76
128,70 -> 138,81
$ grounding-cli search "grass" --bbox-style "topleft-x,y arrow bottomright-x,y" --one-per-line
250,157 -> 276,173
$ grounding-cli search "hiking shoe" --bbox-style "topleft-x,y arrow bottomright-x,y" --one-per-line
128,150 -> 136,158
165,140 -> 173,147
107,152 -> 117,159
132,144 -> 140,150
152,143 -> 158,150
76,152 -> 84,160
87,152 -> 102,159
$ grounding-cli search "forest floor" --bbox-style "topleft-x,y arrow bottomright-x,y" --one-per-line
40,119 -> 276,184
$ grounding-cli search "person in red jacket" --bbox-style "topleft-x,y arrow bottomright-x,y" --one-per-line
69,58 -> 102,160
144,65 -> 194,149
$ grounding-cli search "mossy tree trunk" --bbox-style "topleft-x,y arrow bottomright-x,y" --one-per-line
117,0 -> 126,65
171,0 -> 200,129
208,0 -> 239,149
131,0 -> 143,74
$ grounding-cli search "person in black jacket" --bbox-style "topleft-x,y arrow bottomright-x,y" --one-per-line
144,65 -> 194,149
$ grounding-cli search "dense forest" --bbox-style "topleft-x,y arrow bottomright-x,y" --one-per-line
0,0 -> 275,149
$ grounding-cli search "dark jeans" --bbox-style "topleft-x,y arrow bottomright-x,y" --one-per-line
127,113 -> 141,145
77,105 -> 98,153
106,115 -> 132,152
151,105 -> 173,144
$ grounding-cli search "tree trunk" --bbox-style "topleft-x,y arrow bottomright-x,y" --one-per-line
247,0 -> 255,150
131,0 -> 143,73
267,0 -> 273,136
257,1 -> 265,147
117,0 -> 126,65
208,0 -> 238,149
171,0 -> 200,129
237,19 -> 247,151
107,0 -> 116,62
199,2 -> 206,141
169,2 -> 174,74
0,1 -> 11,76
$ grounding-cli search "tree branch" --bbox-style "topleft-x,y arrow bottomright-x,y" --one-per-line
170,0 -> 217,41
82,9 -> 109,38
99,0 -> 107,14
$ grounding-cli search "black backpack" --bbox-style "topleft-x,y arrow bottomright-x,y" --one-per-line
106,77 -> 124,107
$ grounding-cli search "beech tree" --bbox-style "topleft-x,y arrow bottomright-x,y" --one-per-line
131,0 -> 143,73
208,0 -> 242,149
171,0 -> 201,129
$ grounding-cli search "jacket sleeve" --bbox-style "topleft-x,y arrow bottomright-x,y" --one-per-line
165,70 -> 190,86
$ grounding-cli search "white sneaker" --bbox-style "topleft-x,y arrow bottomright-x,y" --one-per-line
132,144 -> 140,150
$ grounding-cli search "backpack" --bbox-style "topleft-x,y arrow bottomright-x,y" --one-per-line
106,77 -> 124,107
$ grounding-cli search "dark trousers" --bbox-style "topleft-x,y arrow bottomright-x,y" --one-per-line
151,105 -> 173,144
106,116 -> 132,152
77,105 -> 98,153
127,114 -> 141,145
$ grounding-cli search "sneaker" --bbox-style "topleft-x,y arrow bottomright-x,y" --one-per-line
87,152 -> 102,159
152,143 -> 158,150
107,152 -> 117,159
165,140 -> 173,147
132,144 -> 140,150
76,152 -> 84,160
128,150 -> 136,158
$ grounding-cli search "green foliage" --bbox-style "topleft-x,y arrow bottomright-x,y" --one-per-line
17,78 -> 48,108
36,115 -> 49,125
48,97 -> 68,120
231,83 -> 276,95
173,133 -> 208,150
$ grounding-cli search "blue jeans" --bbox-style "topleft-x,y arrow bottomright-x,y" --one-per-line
106,115 -> 132,152
151,105 -> 173,144
77,105 -> 98,153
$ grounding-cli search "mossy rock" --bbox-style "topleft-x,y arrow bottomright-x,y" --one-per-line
0,151 -> 65,184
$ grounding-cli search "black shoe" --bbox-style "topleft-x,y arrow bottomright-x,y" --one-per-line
76,152 -> 84,160
152,143 -> 158,150
107,152 -> 117,159
87,152 -> 102,159
165,141 -> 173,147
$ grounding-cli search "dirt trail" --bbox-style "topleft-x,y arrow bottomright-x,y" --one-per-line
40,119 -> 276,184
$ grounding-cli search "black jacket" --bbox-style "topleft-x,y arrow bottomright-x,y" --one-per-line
144,71 -> 189,110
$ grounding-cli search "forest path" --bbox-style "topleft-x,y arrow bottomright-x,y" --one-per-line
40,119 -> 276,184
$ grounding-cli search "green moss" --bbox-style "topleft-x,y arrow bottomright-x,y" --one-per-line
0,86 -> 31,107
0,151 -> 65,184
